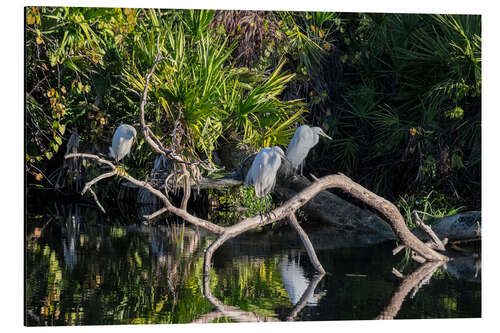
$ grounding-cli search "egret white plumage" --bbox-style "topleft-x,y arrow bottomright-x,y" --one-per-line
286,125 -> 332,175
109,124 -> 137,162
245,146 -> 287,198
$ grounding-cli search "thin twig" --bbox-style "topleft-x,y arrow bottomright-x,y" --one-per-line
413,211 -> 446,251
392,268 -> 405,279
392,244 -> 406,256
143,207 -> 168,222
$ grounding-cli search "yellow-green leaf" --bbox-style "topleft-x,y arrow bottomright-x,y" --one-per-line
59,124 -> 66,135
27,14 -> 36,25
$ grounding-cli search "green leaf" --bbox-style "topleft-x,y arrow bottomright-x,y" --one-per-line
54,136 -> 62,145
59,124 -> 66,135
51,142 -> 59,153
45,151 -> 53,160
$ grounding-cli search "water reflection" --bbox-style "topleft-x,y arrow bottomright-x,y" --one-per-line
25,202 -> 481,326
279,252 -> 324,305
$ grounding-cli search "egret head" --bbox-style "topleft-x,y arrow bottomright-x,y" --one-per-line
272,146 -> 290,163
313,127 -> 332,140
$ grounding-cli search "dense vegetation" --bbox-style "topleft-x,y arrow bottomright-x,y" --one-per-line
25,7 -> 481,220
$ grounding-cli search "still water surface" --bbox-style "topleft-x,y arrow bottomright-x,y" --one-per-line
25,203 -> 481,325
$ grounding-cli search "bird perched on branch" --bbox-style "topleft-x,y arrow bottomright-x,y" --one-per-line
286,125 -> 332,175
245,146 -> 288,198
109,124 -> 137,162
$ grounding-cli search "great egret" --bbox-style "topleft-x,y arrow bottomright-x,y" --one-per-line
286,125 -> 332,175
109,124 -> 137,162
245,146 -> 287,198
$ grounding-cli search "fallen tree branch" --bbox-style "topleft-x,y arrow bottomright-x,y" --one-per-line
67,155 -> 449,274
207,173 -> 448,262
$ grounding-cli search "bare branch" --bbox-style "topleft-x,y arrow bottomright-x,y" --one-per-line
411,251 -> 427,263
180,164 -> 191,211
65,152 -> 225,234
81,171 -> 116,195
218,173 -> 448,262
196,177 -> 243,189
143,207 -> 168,222
88,188 -> 106,213
392,244 -> 406,256
65,153 -> 115,169
288,213 -> 325,274
392,268 -> 405,279
413,211 -> 446,251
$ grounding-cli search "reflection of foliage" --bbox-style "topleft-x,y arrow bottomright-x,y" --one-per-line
213,256 -> 291,318
26,244 -> 64,324
26,207 -> 215,325
26,205 -> 481,325
26,206 -> 296,325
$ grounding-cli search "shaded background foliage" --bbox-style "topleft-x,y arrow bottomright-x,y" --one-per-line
25,7 -> 481,219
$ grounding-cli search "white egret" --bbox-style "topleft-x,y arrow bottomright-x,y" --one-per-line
109,124 -> 137,162
245,146 -> 287,198
286,125 -> 332,175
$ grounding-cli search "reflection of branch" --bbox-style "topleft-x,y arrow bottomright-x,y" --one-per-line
199,246 -> 277,323
285,272 -> 325,321
375,261 -> 445,320
201,261 -> 279,322
198,235 -> 325,323
191,311 -> 228,324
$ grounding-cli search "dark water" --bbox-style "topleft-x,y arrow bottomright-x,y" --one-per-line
25,202 -> 481,326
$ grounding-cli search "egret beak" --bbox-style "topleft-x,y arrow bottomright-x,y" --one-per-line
320,131 -> 332,140
278,152 -> 291,164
